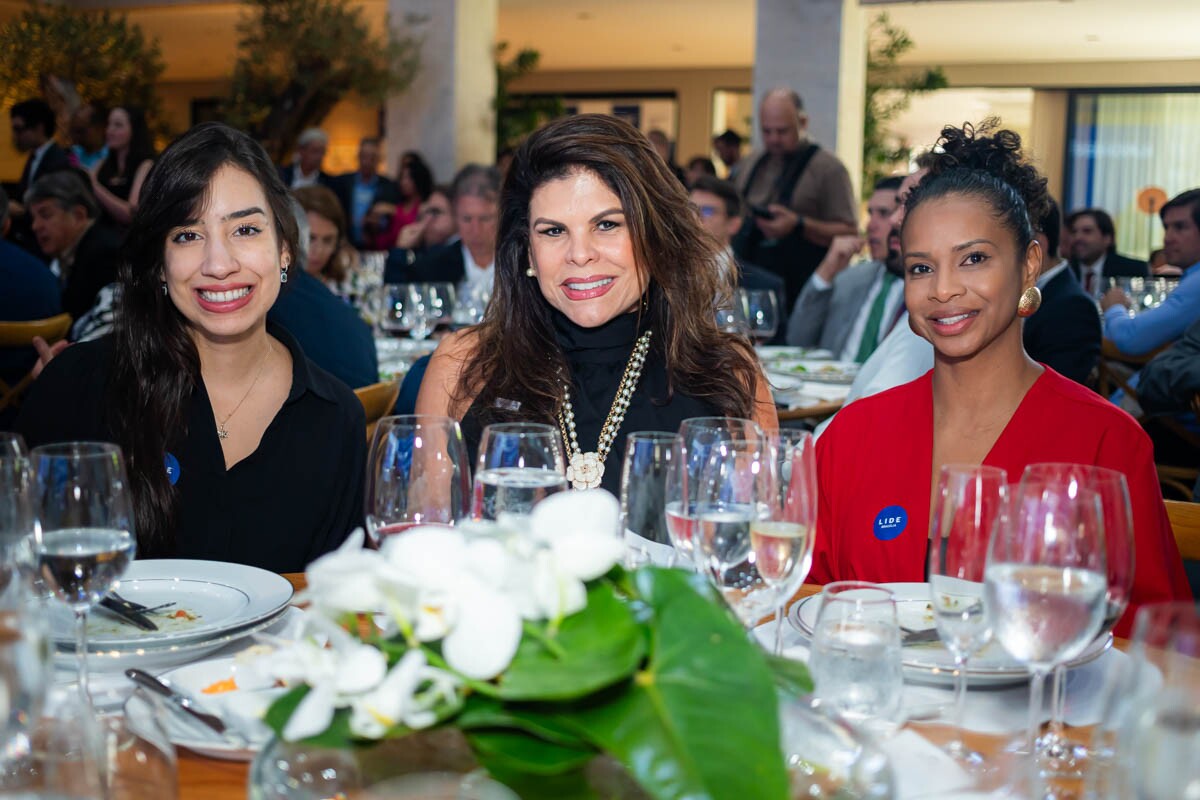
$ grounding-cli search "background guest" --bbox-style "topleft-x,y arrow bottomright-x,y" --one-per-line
89,106 -> 155,228
7,98 -> 71,256
688,175 -> 784,299
279,127 -> 331,190
368,152 -> 433,251
382,184 -> 457,283
293,184 -> 360,293
1067,207 -> 1148,298
401,165 -> 499,291
684,155 -> 716,188
67,103 -> 109,171
330,137 -> 399,249
712,128 -> 743,177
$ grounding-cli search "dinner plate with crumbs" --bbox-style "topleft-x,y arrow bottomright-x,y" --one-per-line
756,346 -> 835,364
50,560 -> 293,650
768,359 -> 859,385
788,582 -> 1112,686
124,654 -> 286,761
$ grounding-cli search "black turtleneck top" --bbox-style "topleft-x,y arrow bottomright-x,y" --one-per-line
460,309 -> 718,495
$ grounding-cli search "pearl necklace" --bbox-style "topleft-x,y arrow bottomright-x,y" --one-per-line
556,330 -> 652,490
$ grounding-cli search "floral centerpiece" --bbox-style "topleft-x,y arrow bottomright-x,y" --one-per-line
255,490 -> 811,799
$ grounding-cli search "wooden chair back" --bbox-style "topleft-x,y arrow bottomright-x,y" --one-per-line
354,380 -> 401,443
0,313 -> 73,413
1165,499 -> 1200,562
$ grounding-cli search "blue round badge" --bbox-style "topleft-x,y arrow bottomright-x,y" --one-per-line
164,452 -> 181,486
873,505 -> 907,541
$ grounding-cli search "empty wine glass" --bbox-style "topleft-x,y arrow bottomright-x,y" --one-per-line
1031,464 -> 1133,778
473,423 -> 567,520
928,464 -> 1008,767
714,303 -> 748,336
30,442 -> 136,709
692,435 -> 776,626
379,284 -> 412,338
426,282 -> 457,333
365,416 -> 471,543
405,284 -> 436,341
0,432 -> 27,458
809,582 -> 905,738
738,288 -> 780,344
451,282 -> 491,328
986,466 -> 1107,794
759,430 -> 817,655
618,432 -> 679,568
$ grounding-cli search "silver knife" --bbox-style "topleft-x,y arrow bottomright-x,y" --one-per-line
125,668 -> 250,745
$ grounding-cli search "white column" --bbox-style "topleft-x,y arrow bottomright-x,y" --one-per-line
753,0 -> 867,199
386,0 -> 497,182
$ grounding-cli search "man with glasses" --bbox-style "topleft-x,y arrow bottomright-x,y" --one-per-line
8,98 -> 71,255
689,176 -> 784,299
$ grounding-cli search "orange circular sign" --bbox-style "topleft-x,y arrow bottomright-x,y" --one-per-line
1137,187 -> 1168,214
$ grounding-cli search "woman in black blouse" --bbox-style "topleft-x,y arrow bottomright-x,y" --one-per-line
89,106 -> 156,228
417,114 -> 776,495
18,122 -> 365,572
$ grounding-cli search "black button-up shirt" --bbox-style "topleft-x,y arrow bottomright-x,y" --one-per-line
16,323 -> 366,573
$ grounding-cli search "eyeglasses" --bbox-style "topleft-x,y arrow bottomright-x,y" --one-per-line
420,208 -> 446,220
692,204 -> 720,219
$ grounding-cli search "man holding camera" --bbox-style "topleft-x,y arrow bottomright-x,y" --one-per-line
733,88 -> 858,310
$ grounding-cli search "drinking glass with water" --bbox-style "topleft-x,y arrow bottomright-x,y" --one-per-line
472,423 -> 567,520
809,582 -> 905,738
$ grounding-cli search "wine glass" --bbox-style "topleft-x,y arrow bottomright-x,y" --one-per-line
985,466 -> 1107,794
666,418 -> 764,570
692,435 -> 777,626
759,430 -> 817,655
0,432 -> 27,458
928,464 -> 1008,767
379,284 -> 412,338
451,282 -> 491,328
808,582 -> 905,738
618,432 -> 678,568
405,284 -> 436,341
472,423 -> 567,520
365,416 -> 471,544
0,566 -> 49,786
714,303 -> 748,336
738,288 -> 780,345
30,442 -> 136,709
426,282 -> 457,333
1028,464 -> 1133,778
1,451 -> 33,568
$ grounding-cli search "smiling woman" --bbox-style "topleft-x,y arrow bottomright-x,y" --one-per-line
809,121 -> 1191,635
416,113 -> 776,494
17,123 -> 366,573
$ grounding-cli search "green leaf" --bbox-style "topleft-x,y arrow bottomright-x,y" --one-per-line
765,652 -> 814,697
559,568 -> 790,800
458,695 -> 589,749
477,758 -> 599,800
466,729 -> 594,776
495,580 -> 645,701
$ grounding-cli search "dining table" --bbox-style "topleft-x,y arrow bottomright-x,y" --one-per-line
175,576 -> 1128,799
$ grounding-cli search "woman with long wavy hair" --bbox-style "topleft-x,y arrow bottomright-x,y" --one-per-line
89,106 -> 156,228
417,113 -> 776,494
18,122 -> 365,571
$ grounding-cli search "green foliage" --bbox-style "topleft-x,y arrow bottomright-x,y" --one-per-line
225,0 -> 422,163
494,42 -> 564,153
0,1 -> 165,135
863,13 -> 948,197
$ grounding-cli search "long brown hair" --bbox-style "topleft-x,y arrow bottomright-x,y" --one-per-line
454,113 -> 758,424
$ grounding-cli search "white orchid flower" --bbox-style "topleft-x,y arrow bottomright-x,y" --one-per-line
529,489 -> 624,581
349,649 -> 462,738
441,580 -> 523,680
301,528 -> 389,615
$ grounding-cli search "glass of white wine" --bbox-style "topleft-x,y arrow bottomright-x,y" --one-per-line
30,442 -> 136,710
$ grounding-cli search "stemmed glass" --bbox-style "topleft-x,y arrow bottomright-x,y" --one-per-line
618,432 -> 679,568
714,303 -> 749,336
405,283 -> 437,341
692,435 -> 776,626
666,418 -> 764,570
472,423 -> 567,520
379,284 -> 412,338
928,464 -> 1008,766
1,431 -> 26,458
1031,464 -> 1134,777
985,466 -> 1107,793
365,415 -> 471,544
758,430 -> 817,655
738,288 -> 780,345
426,282 -> 457,333
30,442 -> 136,708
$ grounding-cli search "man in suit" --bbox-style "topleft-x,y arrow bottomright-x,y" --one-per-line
732,88 -> 858,310
1067,208 -> 1148,299
402,165 -> 500,291
329,137 -> 399,249
786,176 -> 904,362
26,170 -> 120,320
1023,198 -> 1101,385
8,98 -> 72,255
279,128 -> 333,191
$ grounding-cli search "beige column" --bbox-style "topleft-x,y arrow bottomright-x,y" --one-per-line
386,0 -> 497,182
753,0 -> 868,199
1029,90 -> 1069,205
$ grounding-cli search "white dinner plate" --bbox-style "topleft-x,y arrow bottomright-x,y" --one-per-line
768,359 -> 859,385
124,655 -> 285,761
788,582 -> 1113,686
51,560 -> 294,650
756,346 -> 835,363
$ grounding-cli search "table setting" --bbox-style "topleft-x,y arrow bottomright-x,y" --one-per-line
2,419 -> 1198,799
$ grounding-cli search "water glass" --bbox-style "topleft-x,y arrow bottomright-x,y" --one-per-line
618,432 -> 679,568
405,284 -> 437,341
760,430 -> 817,655
738,288 -> 780,344
0,582 -> 49,784
451,283 -> 491,327
0,432 -> 26,458
986,464 -> 1107,793
30,442 -> 136,709
379,284 -> 413,337
472,423 -> 567,520
426,282 -> 457,331
809,582 -> 904,737
928,464 -> 1007,766
365,416 -> 471,543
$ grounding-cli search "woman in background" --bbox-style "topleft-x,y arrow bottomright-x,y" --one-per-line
90,106 -> 155,228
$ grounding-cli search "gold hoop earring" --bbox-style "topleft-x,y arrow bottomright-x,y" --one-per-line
1017,286 -> 1042,317
525,266 -> 535,277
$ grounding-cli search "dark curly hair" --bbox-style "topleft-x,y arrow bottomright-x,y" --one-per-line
904,119 -> 1050,253
451,113 -> 758,425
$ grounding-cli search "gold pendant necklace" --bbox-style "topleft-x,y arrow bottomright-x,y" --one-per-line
556,330 -> 652,490
215,341 -> 272,440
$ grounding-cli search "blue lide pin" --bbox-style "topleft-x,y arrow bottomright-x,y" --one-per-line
873,505 -> 907,541
164,452 -> 181,486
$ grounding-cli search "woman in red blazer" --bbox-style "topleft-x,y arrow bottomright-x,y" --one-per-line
813,122 -> 1189,636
